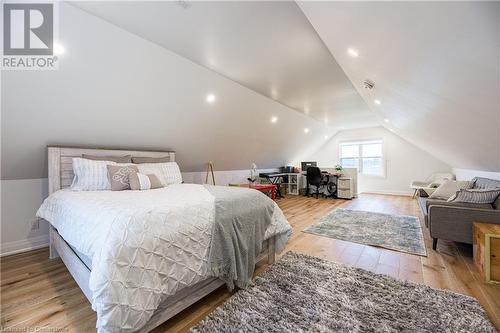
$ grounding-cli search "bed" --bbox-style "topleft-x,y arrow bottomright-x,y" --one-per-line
38,146 -> 291,332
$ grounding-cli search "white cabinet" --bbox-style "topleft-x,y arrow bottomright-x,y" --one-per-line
337,177 -> 354,199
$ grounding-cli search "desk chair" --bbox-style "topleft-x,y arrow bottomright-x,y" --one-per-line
306,167 -> 325,198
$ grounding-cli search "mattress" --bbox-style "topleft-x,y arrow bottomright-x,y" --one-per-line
37,184 -> 291,333
69,243 -> 92,269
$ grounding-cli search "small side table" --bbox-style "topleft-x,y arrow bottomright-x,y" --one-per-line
473,222 -> 500,284
239,183 -> 277,201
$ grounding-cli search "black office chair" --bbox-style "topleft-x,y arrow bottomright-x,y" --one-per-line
306,167 -> 324,198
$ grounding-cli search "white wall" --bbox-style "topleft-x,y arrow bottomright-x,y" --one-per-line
182,168 -> 277,186
453,168 -> 500,181
1,179 -> 50,255
303,126 -> 452,195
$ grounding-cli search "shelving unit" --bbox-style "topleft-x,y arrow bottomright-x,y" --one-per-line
259,173 -> 301,196
284,173 -> 300,195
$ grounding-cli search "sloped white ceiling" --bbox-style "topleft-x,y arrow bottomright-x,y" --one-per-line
72,1 -> 376,130
1,2 -> 332,180
3,1 -> 498,180
298,1 -> 500,171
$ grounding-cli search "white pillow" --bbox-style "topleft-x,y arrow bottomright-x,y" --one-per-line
137,162 -> 182,186
429,180 -> 474,200
71,158 -> 117,191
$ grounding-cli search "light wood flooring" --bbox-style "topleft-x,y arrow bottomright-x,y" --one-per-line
1,194 -> 499,332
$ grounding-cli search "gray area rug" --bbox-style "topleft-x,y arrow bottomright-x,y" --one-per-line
303,208 -> 427,256
190,252 -> 496,333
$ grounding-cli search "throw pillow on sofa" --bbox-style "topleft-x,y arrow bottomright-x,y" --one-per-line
448,188 -> 500,204
428,180 -> 474,200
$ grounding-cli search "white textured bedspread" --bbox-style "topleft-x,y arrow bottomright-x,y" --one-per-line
36,184 -> 291,333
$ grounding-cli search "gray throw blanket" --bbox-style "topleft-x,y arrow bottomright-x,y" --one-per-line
204,185 -> 275,290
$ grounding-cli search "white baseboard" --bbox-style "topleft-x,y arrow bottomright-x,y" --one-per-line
0,234 -> 49,257
361,191 -> 413,197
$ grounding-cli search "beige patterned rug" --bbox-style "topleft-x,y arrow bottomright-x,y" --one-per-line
303,208 -> 427,256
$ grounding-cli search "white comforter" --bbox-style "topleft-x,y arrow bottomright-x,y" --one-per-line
36,184 -> 291,333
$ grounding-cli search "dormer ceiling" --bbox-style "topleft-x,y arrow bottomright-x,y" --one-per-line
298,1 -> 500,171
72,1 -> 376,130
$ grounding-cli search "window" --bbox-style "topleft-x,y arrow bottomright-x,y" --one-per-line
340,140 -> 384,176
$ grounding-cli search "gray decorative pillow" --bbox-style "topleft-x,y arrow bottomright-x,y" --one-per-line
472,177 -> 500,189
429,180 -> 474,200
448,188 -> 500,204
132,156 -> 171,164
107,165 -> 138,191
83,154 -> 132,163
129,172 -> 163,190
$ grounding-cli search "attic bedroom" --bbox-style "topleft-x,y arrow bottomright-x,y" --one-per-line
1,1 -> 499,332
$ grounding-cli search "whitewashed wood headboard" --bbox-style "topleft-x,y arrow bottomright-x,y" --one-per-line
48,146 -> 175,194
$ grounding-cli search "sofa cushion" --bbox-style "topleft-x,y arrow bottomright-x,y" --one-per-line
472,177 -> 500,189
494,194 -> 500,210
425,198 -> 493,211
428,180 -> 474,200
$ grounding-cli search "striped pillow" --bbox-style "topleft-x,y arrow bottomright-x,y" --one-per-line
71,158 -> 118,191
448,188 -> 500,204
472,177 -> 500,189
137,162 -> 182,186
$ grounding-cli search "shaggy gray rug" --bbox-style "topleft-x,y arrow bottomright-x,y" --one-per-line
303,208 -> 427,256
190,252 -> 496,333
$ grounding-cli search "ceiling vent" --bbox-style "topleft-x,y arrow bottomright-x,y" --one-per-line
177,1 -> 191,9
363,79 -> 375,90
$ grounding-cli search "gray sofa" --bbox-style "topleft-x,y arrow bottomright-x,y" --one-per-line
418,177 -> 500,250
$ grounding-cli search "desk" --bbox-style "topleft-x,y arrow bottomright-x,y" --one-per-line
239,183 -> 277,200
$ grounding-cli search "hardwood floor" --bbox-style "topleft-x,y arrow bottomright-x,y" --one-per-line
1,194 -> 499,332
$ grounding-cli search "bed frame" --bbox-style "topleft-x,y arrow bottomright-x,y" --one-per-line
46,146 -> 276,332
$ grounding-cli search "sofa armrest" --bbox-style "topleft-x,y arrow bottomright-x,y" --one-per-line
428,205 -> 500,244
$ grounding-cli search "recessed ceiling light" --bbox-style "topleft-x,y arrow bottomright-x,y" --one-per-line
304,128 -> 310,134
54,43 -> 65,56
271,116 -> 278,123
347,48 -> 359,57
384,118 -> 390,123
324,135 -> 329,140
374,99 -> 381,105
206,94 -> 216,103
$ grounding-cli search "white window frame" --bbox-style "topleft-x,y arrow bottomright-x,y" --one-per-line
339,139 -> 385,178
